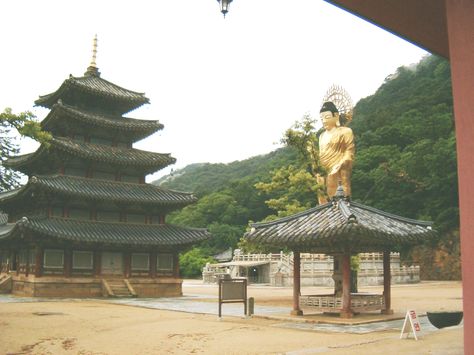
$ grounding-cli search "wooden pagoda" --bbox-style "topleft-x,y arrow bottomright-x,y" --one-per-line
0,52 -> 210,298
244,186 -> 436,317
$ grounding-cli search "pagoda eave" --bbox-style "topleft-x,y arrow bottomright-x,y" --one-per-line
5,139 -> 176,175
0,217 -> 211,248
35,76 -> 150,114
41,102 -> 163,142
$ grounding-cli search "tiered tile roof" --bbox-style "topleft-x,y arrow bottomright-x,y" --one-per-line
42,102 -> 163,142
0,216 -> 210,246
245,195 -> 436,253
0,175 -> 196,207
36,75 -> 149,114
5,137 -> 176,174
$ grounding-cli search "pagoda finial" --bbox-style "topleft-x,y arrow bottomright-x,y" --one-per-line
84,34 -> 101,77
90,34 -> 98,67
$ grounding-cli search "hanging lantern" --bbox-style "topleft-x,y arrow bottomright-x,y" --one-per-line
217,0 -> 233,18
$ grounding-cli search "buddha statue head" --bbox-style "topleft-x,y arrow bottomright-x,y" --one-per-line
320,101 -> 340,130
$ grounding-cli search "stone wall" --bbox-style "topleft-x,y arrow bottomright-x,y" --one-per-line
129,278 -> 182,297
7,275 -> 182,298
11,275 -> 103,297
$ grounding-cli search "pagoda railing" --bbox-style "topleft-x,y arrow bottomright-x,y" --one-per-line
299,293 -> 385,313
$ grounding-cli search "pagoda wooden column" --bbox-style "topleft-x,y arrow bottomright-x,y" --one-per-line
173,253 -> 180,278
291,251 -> 303,316
382,251 -> 394,315
93,251 -> 101,277
64,249 -> 72,277
25,249 -> 30,277
340,253 -> 353,318
150,251 -> 157,278
34,247 -> 43,277
124,252 -> 131,278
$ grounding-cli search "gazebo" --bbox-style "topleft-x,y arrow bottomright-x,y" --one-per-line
244,187 -> 436,318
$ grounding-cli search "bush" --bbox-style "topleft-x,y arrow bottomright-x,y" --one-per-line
179,248 -> 215,278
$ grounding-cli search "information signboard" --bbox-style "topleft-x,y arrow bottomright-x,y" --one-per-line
400,309 -> 422,340
218,277 -> 247,317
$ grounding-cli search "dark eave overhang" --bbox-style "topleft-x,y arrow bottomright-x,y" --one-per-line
29,175 -> 196,206
35,75 -> 150,114
0,216 -> 211,247
324,0 -> 449,58
245,198 -> 436,253
41,102 -> 163,141
4,137 -> 176,174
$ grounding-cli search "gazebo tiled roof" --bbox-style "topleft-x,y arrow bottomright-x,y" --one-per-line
5,137 -> 176,174
0,175 -> 196,207
245,196 -> 436,253
35,75 -> 149,114
0,216 -> 210,247
42,102 -> 163,142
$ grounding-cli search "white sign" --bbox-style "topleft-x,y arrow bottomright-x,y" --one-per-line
400,309 -> 422,340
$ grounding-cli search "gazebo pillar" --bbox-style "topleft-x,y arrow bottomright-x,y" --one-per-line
382,251 -> 394,315
341,253 -> 353,318
291,251 -> 303,316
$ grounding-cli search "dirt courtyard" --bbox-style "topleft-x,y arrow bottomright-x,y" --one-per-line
0,280 -> 463,354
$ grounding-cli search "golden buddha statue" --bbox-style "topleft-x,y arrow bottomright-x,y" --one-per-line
317,101 -> 355,202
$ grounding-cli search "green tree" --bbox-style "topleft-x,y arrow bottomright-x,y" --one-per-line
1,108 -> 51,191
179,248 -> 215,278
252,114 -> 326,221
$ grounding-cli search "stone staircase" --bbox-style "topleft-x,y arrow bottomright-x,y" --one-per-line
102,279 -> 136,298
0,274 -> 12,293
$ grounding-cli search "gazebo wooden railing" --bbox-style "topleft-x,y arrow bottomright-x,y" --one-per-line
300,292 -> 385,313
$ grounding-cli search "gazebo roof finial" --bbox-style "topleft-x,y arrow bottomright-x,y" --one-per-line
332,182 -> 347,203
84,34 -> 101,77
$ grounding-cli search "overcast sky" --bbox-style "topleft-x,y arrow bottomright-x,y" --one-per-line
0,0 -> 428,181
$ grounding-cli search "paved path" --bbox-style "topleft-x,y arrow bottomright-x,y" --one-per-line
0,283 -> 462,336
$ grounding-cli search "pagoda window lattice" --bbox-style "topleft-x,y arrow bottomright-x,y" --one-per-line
72,251 -> 94,270
51,207 -> 64,217
90,137 -> 112,146
93,171 -> 116,181
121,174 -> 140,183
151,215 -> 165,225
96,210 -> 119,222
127,213 -> 145,224
43,249 -> 64,269
64,167 -> 86,177
131,253 -> 150,271
69,208 -> 91,220
72,135 -> 85,143
157,253 -> 173,272
115,142 -> 130,149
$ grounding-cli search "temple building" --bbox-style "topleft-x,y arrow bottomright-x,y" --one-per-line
0,42 -> 210,297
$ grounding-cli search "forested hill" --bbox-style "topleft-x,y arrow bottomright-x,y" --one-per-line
157,55 -> 459,279
154,147 -> 298,197
350,55 -> 457,233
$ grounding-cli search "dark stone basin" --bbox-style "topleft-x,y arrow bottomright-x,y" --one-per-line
427,311 -> 463,329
